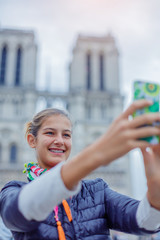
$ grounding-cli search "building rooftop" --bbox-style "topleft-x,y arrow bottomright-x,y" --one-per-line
77,33 -> 115,43
0,27 -> 35,36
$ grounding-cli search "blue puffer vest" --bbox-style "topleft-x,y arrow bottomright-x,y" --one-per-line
0,178 -> 154,240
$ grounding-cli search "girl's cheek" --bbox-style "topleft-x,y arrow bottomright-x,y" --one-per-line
43,138 -> 52,144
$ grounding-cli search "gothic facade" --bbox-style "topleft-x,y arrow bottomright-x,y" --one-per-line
0,28 -> 132,195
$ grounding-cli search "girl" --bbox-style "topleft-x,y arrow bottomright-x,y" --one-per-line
1,99 -> 160,240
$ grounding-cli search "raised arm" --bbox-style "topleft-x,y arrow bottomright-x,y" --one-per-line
62,99 -> 160,190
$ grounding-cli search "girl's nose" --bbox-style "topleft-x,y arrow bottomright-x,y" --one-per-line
53,135 -> 64,145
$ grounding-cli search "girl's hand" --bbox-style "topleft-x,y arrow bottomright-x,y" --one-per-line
141,145 -> 160,210
95,99 -> 160,165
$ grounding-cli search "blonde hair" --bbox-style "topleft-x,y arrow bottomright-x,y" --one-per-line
25,108 -> 71,138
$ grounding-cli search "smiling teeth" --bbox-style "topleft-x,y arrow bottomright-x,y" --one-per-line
50,150 -> 63,153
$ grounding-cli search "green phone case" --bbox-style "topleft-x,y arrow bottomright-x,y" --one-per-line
133,80 -> 160,144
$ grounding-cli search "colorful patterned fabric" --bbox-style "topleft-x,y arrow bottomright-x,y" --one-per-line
23,162 -> 47,181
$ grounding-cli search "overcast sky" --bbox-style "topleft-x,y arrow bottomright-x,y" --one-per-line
0,0 -> 160,97
0,0 -> 160,198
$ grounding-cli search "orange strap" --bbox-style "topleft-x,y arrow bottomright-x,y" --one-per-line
57,221 -> 66,240
62,200 -> 72,222
54,200 -> 72,240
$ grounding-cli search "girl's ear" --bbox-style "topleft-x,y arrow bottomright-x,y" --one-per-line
27,134 -> 36,148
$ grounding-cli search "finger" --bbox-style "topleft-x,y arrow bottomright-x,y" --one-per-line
131,140 -> 151,149
128,113 -> 160,129
129,126 -> 160,139
141,148 -> 155,177
151,143 -> 160,152
119,99 -> 153,120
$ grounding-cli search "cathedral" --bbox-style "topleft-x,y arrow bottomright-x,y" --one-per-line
0,28 -> 132,195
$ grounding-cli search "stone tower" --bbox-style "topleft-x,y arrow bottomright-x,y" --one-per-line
0,28 -> 38,186
68,34 -> 131,195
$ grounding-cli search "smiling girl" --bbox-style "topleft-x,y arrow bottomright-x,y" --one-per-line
1,100 -> 160,240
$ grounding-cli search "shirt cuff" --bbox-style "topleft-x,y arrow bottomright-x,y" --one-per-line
18,161 -> 81,221
136,195 -> 160,230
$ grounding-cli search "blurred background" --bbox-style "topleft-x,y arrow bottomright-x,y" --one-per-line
0,1 -> 160,239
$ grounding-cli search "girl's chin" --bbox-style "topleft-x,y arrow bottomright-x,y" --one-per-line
46,159 -> 64,169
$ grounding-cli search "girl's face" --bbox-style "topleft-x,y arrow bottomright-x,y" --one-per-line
29,114 -> 72,169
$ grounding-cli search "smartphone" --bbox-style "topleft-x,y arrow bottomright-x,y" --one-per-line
133,80 -> 160,144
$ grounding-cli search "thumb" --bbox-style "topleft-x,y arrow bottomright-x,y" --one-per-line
141,147 -> 155,177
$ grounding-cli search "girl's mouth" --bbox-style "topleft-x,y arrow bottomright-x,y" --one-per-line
49,149 -> 64,153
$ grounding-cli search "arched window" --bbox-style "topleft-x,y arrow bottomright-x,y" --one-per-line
86,52 -> 92,90
10,144 -> 17,163
99,53 -> 104,91
66,102 -> 69,111
0,45 -> 8,85
87,105 -> 91,119
15,47 -> 22,86
101,103 -> 106,119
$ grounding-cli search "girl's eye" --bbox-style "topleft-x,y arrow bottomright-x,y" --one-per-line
64,133 -> 71,138
46,132 -> 53,135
